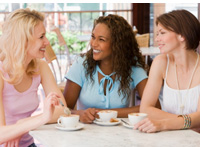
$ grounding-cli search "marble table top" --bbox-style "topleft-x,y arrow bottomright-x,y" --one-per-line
29,118 -> 199,147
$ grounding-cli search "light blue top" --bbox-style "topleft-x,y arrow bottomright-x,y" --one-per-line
65,56 -> 147,110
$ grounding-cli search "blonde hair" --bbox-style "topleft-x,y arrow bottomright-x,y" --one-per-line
0,8 -> 44,84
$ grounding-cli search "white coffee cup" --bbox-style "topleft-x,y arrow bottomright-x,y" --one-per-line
57,114 -> 79,128
97,110 -> 118,122
128,113 -> 148,125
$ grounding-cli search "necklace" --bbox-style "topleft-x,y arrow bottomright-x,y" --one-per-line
175,53 -> 199,114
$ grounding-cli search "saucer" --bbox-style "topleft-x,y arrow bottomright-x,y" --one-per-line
93,118 -> 121,126
122,122 -> 134,129
55,123 -> 84,131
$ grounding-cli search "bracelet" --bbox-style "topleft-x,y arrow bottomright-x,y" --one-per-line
178,115 -> 191,129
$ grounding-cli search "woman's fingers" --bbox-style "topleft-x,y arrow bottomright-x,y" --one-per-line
80,108 -> 97,123
139,123 -> 154,133
45,92 -> 61,106
87,108 -> 97,121
134,118 -> 148,130
134,118 -> 159,133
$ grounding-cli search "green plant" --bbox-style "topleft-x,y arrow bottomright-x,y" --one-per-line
46,31 -> 88,54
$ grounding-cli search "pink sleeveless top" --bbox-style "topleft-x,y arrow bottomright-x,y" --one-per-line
0,63 -> 41,147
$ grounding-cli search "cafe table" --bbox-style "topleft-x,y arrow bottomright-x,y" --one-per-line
140,47 -> 160,63
29,118 -> 199,147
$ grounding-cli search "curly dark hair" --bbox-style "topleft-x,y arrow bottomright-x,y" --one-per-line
82,14 -> 146,99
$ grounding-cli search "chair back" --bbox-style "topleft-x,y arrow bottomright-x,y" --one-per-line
51,27 -> 66,46
51,26 -> 72,75
45,44 -> 62,83
136,33 -> 150,47
45,44 -> 57,63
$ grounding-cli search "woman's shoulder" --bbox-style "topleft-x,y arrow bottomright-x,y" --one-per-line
131,64 -> 147,78
151,54 -> 168,68
74,55 -> 85,64
149,54 -> 169,79
37,59 -> 48,69
36,59 -> 50,77
66,55 -> 86,75
70,55 -> 86,69
153,54 -> 168,62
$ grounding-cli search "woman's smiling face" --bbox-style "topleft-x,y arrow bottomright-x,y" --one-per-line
90,23 -> 112,62
26,21 -> 49,61
155,23 -> 182,54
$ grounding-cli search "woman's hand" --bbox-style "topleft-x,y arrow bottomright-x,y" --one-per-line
133,118 -> 164,133
42,92 -> 60,122
3,136 -> 21,147
78,108 -> 98,124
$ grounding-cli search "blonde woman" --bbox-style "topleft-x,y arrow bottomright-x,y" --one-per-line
0,8 -> 66,146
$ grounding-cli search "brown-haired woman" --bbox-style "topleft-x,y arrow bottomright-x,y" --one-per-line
135,9 -> 200,133
63,14 -> 148,123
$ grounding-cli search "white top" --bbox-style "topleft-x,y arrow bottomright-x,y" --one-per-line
162,55 -> 199,115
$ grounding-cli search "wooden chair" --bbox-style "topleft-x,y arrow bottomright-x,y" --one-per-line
51,26 -> 72,75
45,44 -> 62,83
45,44 -> 67,93
136,33 -> 150,47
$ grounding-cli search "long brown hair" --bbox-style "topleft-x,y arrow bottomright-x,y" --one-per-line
82,14 -> 146,99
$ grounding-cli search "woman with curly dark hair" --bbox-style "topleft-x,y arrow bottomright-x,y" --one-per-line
63,14 -> 148,123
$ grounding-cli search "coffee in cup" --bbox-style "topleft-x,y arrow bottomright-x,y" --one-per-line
128,113 -> 147,125
57,114 -> 79,128
97,110 -> 118,122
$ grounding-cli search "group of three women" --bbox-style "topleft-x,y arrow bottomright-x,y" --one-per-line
0,8 -> 200,147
